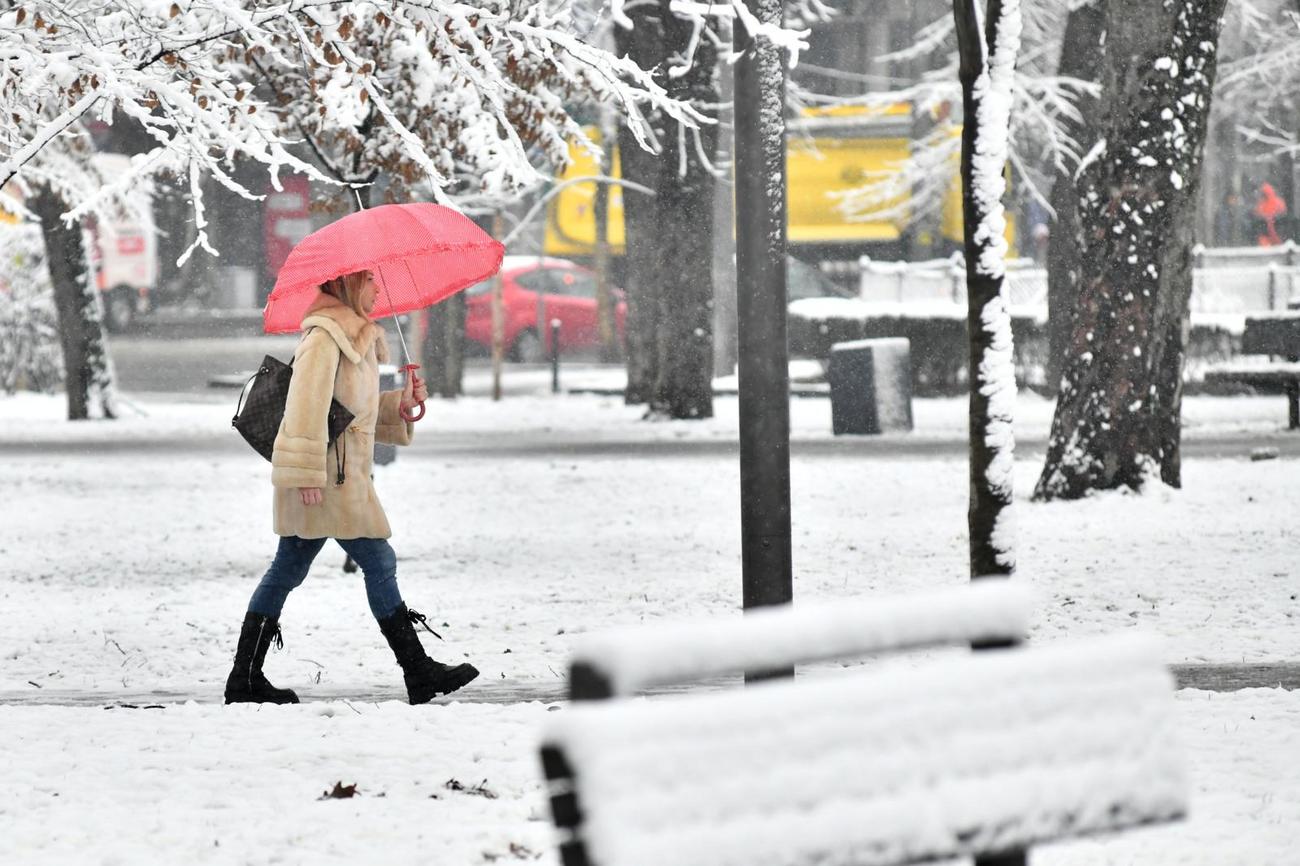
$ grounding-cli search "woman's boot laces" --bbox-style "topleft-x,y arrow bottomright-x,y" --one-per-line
406,608 -> 443,640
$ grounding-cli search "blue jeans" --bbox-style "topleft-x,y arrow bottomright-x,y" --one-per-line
247,536 -> 404,621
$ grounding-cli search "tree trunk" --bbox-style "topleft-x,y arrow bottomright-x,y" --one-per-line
31,185 -> 118,421
616,5 -> 667,405
954,0 -> 1020,585
422,293 -> 465,398
1035,0 -> 1228,500
1044,0 -> 1107,394
649,0 -> 718,420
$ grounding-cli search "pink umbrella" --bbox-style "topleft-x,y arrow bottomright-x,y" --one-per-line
264,203 -> 504,420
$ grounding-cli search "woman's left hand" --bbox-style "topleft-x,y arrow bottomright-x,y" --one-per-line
401,372 -> 428,410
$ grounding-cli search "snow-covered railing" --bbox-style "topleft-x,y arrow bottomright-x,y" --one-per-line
540,584 -> 1187,866
852,245 -> 1300,317
568,579 -> 1030,697
1193,239 -> 1299,264
856,253 -> 1047,307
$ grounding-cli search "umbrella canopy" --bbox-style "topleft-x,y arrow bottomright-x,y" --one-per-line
263,203 -> 503,334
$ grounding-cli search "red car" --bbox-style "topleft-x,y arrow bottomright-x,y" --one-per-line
460,257 -> 627,362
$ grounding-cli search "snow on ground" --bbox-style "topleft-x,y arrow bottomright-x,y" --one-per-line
2,689 -> 1296,864
3,701 -> 558,865
2,388 -> 1299,863
1,380 -> 1289,445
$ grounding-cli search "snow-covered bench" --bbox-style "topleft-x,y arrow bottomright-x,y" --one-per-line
539,582 -> 1187,866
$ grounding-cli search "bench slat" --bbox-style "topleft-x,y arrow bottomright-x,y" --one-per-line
544,634 -> 1186,866
569,581 -> 1031,696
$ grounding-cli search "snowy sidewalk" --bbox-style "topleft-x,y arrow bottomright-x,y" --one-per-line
3,660 -> 1300,709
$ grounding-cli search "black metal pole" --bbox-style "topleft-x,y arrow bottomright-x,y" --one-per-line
734,0 -> 792,683
550,318 -> 561,394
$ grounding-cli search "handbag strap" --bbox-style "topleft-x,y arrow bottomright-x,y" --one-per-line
231,363 -> 268,426
231,327 -> 312,424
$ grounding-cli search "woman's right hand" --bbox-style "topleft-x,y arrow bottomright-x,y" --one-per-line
299,487 -> 323,506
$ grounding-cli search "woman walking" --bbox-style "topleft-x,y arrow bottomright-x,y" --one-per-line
225,270 -> 478,705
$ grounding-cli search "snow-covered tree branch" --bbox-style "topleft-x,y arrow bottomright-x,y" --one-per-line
2,0 -> 715,235
0,0 -> 716,418
824,0 -> 1088,228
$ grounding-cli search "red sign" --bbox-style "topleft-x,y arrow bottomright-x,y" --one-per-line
263,175 -> 311,278
116,236 -> 145,255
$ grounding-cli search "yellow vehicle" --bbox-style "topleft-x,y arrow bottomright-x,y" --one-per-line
543,105 -> 1010,262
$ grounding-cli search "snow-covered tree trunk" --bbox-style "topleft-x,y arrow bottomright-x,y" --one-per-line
650,0 -> 718,420
31,186 -> 117,421
955,0 -> 1020,583
617,7 -> 668,406
1035,0 -> 1227,500
1044,0 -> 1106,394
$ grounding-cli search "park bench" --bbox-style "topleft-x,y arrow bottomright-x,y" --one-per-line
1204,312 -> 1300,429
539,581 -> 1187,866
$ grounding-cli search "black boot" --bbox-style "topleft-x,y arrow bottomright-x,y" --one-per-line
378,604 -> 479,704
224,612 -> 300,705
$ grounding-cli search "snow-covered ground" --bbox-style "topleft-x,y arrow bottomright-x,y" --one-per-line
2,388 -> 1298,863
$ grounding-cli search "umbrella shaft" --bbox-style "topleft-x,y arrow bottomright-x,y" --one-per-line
382,281 -> 414,368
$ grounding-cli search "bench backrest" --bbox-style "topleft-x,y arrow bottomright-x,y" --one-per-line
541,584 -> 1187,866
567,580 -> 1031,698
1242,314 -> 1300,357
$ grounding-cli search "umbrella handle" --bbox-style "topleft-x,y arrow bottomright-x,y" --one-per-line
399,364 -> 426,422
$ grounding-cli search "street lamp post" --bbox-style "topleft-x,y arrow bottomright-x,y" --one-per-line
734,0 -> 793,682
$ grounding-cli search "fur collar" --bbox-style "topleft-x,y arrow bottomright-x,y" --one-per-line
299,293 -> 389,364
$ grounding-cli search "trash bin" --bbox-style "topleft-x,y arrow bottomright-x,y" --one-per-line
828,338 -> 913,435
375,364 -> 398,465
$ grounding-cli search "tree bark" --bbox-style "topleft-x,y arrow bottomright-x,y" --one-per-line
954,0 -> 1020,585
31,185 -> 118,421
649,0 -> 718,420
1044,0 -> 1107,394
422,292 -> 465,398
616,7 -> 668,406
1036,0 -> 1228,500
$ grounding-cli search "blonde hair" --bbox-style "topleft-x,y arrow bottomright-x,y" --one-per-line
320,271 -> 371,319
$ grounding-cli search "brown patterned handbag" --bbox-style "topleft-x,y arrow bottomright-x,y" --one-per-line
231,354 -> 354,480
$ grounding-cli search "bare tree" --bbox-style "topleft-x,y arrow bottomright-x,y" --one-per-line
649,0 -> 720,420
1044,0 -> 1107,394
615,4 -> 669,406
28,183 -> 118,419
1035,0 -> 1230,500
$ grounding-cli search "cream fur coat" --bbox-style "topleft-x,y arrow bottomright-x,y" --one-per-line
270,293 -> 413,539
